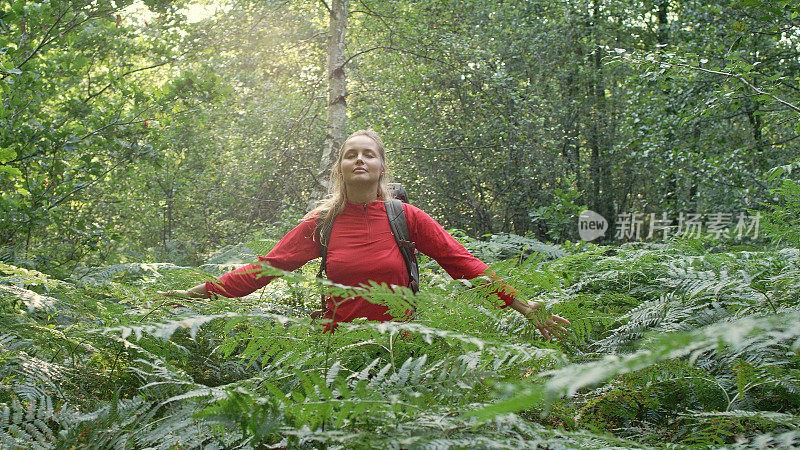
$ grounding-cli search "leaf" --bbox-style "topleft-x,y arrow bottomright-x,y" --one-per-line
326,361 -> 342,386
72,56 -> 89,69
349,357 -> 382,382
0,147 -> 16,163
738,0 -> 762,8
0,165 -> 22,177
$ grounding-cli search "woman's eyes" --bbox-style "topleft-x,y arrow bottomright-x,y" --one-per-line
344,151 -> 376,159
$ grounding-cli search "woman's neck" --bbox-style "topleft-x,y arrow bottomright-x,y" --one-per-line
346,186 -> 378,204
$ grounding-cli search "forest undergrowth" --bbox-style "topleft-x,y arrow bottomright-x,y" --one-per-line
2,229 -> 799,449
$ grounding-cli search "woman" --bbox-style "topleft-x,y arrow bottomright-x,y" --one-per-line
160,129 -> 570,339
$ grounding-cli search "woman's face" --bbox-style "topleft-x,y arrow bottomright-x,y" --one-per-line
339,135 -> 384,189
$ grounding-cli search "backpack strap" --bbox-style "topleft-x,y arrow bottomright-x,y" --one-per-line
315,221 -> 334,311
384,199 -> 420,293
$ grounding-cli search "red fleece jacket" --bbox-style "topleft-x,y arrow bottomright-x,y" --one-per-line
206,200 -> 516,324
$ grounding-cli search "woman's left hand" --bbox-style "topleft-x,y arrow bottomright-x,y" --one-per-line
510,299 -> 571,341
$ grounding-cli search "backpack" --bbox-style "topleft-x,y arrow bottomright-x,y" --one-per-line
312,184 -> 420,316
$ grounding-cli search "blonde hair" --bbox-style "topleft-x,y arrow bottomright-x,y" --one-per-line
304,129 -> 394,239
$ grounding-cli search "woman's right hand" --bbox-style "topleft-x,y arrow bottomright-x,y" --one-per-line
157,290 -> 194,299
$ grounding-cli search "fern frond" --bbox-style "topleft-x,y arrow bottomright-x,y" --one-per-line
0,397 -> 57,449
474,308 -> 800,419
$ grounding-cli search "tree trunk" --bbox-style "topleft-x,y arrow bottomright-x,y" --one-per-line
588,0 -> 608,219
315,0 -> 349,197
655,0 -> 681,212
657,0 -> 668,48
563,62 -> 582,192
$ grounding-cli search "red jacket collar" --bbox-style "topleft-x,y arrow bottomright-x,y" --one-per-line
344,197 -> 384,210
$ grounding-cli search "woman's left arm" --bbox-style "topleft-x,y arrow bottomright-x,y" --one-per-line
404,204 -> 570,340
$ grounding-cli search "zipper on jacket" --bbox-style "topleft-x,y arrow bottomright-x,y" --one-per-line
363,203 -> 371,240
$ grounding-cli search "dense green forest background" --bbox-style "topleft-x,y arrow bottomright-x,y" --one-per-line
1,0 -> 800,448
1,0 -> 797,268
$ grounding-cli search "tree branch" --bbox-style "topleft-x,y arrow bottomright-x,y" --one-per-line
318,0 -> 333,15
399,145 -> 498,151
83,55 -> 185,104
690,64 -> 800,113
45,157 -> 128,211
2,7 -> 114,79
624,54 -> 800,114
338,45 -> 452,72
1,8 -> 68,79
354,0 -> 398,29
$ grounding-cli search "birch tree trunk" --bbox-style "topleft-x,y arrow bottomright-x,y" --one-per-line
316,0 -> 349,195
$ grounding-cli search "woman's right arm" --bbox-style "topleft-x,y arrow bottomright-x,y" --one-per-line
159,218 -> 321,300
158,283 -> 207,299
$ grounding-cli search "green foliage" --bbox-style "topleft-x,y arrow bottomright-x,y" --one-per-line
0,0 -> 197,272
576,360 -> 727,439
530,181 -> 586,243
471,240 -> 800,445
761,161 -> 800,247
1,0 -> 799,447
6,0 -> 799,270
456,231 -> 570,263
197,389 -> 280,445
4,228 -> 800,447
